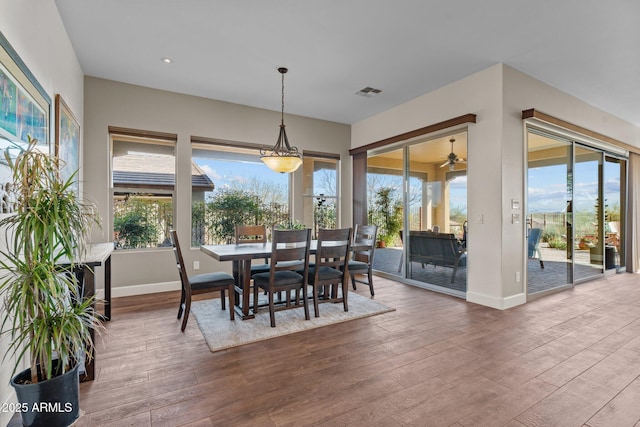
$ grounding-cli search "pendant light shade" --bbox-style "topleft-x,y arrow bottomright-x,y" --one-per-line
260,67 -> 303,173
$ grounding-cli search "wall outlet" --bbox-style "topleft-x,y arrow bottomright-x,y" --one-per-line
515,271 -> 521,282
193,261 -> 200,270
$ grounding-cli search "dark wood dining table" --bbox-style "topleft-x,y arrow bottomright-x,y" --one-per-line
200,240 -> 369,320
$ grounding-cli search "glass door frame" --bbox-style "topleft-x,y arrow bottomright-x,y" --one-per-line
525,122 -> 628,298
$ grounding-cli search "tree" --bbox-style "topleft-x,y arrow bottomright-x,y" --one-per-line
206,188 -> 262,243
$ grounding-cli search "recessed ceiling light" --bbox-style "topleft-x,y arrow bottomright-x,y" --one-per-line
355,86 -> 382,97
161,57 -> 172,64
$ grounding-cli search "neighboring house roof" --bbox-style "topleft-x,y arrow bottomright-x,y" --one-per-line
113,153 -> 214,191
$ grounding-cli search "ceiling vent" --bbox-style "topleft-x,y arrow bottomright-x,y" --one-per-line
355,86 -> 382,97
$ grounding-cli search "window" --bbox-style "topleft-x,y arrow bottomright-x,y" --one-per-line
191,141 -> 290,246
111,134 -> 175,249
302,156 -> 339,238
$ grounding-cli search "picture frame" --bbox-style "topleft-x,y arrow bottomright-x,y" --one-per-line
0,31 -> 50,150
1,30 -> 51,213
55,94 -> 80,193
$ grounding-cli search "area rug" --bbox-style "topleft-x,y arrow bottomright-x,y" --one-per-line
190,292 -> 395,352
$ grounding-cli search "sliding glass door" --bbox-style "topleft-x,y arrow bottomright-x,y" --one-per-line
527,131 -> 573,293
527,128 -> 627,296
367,132 -> 468,296
574,144 -> 603,281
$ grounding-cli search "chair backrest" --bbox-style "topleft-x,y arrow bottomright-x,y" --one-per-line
269,228 -> 312,275
169,230 -> 190,294
528,227 -> 542,257
235,224 -> 267,245
353,224 -> 378,263
315,228 -> 353,273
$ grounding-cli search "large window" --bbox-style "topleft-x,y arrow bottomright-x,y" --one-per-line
191,142 -> 289,246
302,156 -> 339,238
111,135 -> 175,249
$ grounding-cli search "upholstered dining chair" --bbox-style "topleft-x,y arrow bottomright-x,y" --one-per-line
252,228 -> 311,327
347,224 -> 378,296
170,230 -> 235,331
307,227 -> 353,317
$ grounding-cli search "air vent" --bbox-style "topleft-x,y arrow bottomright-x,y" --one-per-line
355,87 -> 382,97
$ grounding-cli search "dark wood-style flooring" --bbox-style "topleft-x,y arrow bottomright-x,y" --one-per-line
76,273 -> 640,426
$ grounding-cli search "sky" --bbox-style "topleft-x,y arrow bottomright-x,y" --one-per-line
528,161 -> 622,214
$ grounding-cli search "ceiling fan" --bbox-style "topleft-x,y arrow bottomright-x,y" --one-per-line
440,137 -> 466,170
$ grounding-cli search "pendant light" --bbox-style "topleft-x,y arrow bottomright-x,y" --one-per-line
260,67 -> 303,173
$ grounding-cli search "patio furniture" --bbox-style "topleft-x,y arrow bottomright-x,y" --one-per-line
170,230 -> 235,331
527,227 -> 544,268
306,227 -> 352,317
408,231 -> 467,283
347,224 -> 378,296
252,228 -> 311,327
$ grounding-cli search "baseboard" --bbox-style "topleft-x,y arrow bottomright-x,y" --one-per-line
466,291 -> 526,310
108,281 -> 181,298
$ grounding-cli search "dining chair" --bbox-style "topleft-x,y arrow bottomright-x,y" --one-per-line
170,230 -> 235,331
307,227 -> 353,317
347,224 -> 378,296
235,224 -> 270,275
252,228 -> 311,327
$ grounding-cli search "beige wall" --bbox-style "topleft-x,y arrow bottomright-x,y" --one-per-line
0,0 -> 84,421
352,63 -> 640,309
83,77 -> 351,296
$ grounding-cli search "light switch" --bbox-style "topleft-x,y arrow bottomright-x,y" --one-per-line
512,213 -> 520,224
511,199 -> 520,209
476,214 -> 484,224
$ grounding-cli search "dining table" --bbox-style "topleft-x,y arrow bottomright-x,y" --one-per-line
200,240 -> 369,320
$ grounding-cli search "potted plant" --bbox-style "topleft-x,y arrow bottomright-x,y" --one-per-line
0,137 -> 101,427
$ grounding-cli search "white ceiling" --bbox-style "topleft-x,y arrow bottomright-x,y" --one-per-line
54,0 -> 640,127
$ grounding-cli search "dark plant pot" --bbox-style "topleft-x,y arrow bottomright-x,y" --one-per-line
10,363 -> 80,427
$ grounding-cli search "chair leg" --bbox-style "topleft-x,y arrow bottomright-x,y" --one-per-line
368,269 -> 375,296
268,289 -> 276,328
177,287 -> 186,319
227,285 -> 235,321
180,293 -> 191,332
351,273 -> 357,290
312,284 -> 320,317
301,284 -> 310,321
220,289 -> 226,311
342,278 -> 349,312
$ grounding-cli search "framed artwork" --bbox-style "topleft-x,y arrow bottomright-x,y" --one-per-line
55,94 -> 80,193
0,31 -> 50,149
1,30 -> 51,212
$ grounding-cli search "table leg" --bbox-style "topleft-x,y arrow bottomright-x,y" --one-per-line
231,259 -> 256,320
80,266 -> 95,382
242,259 -> 253,318
104,255 -> 111,321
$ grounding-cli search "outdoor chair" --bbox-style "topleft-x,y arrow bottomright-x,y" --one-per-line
527,227 -> 544,268
170,230 -> 235,331
346,224 -> 378,296
252,228 -> 311,327
306,228 -> 352,317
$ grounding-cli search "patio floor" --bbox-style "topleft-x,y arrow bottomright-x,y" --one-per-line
372,243 -> 619,296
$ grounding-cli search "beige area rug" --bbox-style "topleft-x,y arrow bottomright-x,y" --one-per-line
190,292 -> 395,352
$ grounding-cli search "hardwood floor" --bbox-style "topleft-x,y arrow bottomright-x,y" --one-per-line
76,273 -> 640,426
